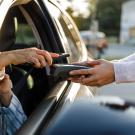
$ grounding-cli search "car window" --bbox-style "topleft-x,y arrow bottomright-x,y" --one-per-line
15,19 -> 37,46
12,7 -> 38,49
0,7 -> 38,51
0,6 -> 49,116
47,2 -> 81,62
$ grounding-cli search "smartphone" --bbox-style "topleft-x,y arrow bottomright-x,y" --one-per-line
53,53 -> 70,63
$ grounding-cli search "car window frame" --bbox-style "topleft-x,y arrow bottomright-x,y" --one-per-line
11,1 -> 71,134
46,1 -> 82,62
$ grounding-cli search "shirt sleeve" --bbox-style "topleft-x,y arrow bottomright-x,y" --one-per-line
113,61 -> 135,83
1,94 -> 27,135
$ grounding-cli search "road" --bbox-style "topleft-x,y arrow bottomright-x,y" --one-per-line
102,44 -> 135,59
94,44 -> 135,101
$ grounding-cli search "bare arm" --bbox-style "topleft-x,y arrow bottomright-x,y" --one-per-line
0,74 -> 13,106
0,47 -> 59,69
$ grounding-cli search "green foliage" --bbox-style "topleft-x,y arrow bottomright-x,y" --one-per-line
96,0 -> 128,36
66,7 -> 92,30
66,0 -> 128,36
66,0 -> 97,30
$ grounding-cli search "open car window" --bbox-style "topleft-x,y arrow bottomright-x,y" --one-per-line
0,3 -> 61,118
0,7 -> 39,51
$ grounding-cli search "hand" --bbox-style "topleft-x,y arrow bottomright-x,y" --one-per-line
0,74 -> 13,106
0,48 -> 59,68
69,59 -> 115,87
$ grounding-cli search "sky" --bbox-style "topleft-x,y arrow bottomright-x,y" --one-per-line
57,0 -> 90,18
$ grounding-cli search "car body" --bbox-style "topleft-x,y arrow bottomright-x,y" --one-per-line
80,30 -> 108,58
0,0 -> 96,134
44,96 -> 135,135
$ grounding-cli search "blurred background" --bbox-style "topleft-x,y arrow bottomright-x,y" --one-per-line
57,0 -> 135,101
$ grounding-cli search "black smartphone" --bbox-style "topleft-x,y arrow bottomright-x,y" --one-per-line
53,53 -> 70,63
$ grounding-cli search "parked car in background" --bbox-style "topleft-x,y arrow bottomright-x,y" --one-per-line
80,30 -> 108,58
0,0 -> 96,135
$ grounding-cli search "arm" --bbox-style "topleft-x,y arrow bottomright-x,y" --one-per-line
0,75 -> 27,135
0,48 -> 59,69
69,59 -> 135,86
1,94 -> 27,135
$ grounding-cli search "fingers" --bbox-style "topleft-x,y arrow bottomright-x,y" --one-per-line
70,75 -> 101,87
31,57 -> 41,68
36,50 -> 52,65
70,68 -> 94,76
36,50 -> 59,66
70,75 -> 95,84
87,60 -> 101,66
72,61 -> 89,66
72,60 -> 101,67
36,55 -> 47,68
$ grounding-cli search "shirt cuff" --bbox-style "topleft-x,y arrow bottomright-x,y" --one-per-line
113,61 -> 135,83
1,94 -> 27,120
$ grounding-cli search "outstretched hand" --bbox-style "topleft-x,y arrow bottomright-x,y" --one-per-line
0,48 -> 59,69
69,59 -> 115,87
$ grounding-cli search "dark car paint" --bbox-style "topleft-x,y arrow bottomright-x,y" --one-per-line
43,97 -> 135,135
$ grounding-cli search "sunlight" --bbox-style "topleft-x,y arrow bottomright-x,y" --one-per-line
57,0 -> 90,18
72,0 -> 90,18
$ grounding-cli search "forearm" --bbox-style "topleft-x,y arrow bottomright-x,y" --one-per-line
0,51 -> 14,69
113,61 -> 135,83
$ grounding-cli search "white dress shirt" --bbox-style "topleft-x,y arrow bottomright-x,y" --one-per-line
113,53 -> 135,83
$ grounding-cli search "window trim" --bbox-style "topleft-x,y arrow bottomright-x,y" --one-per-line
19,6 -> 43,49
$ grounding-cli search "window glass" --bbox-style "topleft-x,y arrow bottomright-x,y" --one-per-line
13,8 -> 37,49
15,22 -> 37,45
0,7 -> 38,52
47,2 -> 81,62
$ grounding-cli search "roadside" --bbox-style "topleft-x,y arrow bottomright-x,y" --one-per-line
101,44 -> 135,60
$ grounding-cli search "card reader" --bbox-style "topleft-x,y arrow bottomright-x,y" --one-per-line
49,64 -> 90,81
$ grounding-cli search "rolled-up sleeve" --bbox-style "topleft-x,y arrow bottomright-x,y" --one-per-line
1,94 -> 27,135
113,61 -> 135,83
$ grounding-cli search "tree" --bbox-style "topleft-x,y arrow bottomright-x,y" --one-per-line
66,0 -> 97,30
96,0 -> 128,37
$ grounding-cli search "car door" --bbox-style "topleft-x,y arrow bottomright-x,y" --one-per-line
0,0 -> 96,135
43,0 -> 96,101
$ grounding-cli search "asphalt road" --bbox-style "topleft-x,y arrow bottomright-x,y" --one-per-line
94,44 -> 135,101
